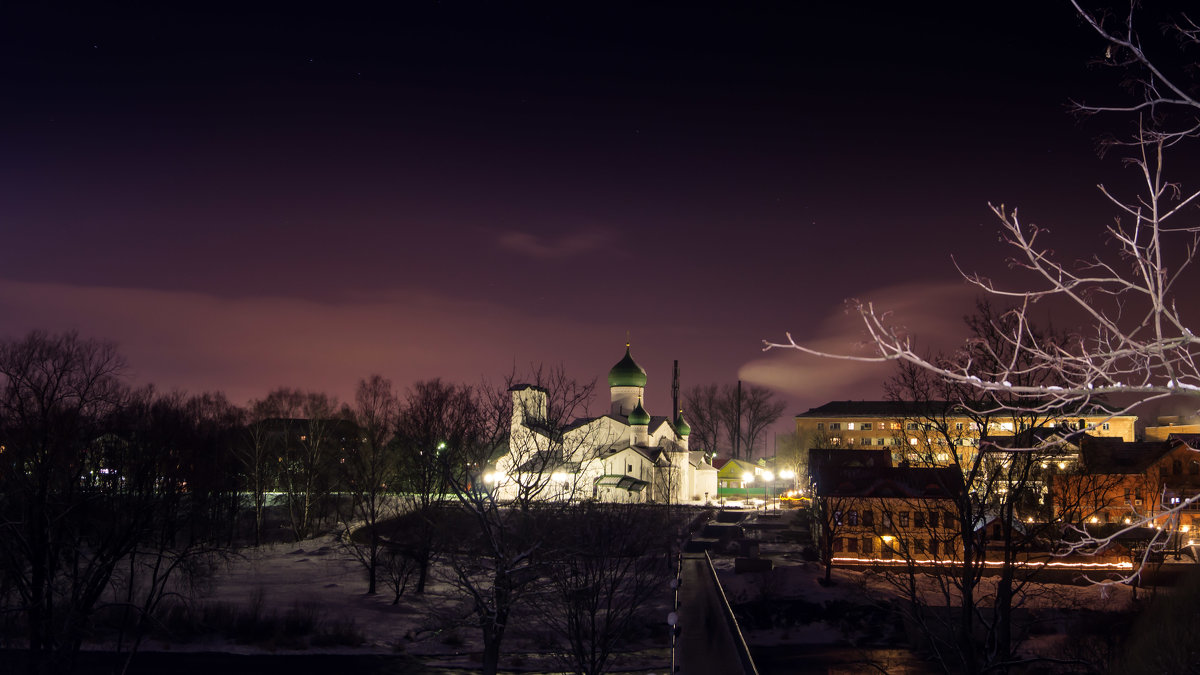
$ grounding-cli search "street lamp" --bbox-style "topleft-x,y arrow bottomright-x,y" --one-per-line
763,470 -> 775,510
742,472 -> 754,503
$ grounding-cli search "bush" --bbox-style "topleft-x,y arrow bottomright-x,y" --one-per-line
311,618 -> 365,647
282,602 -> 318,638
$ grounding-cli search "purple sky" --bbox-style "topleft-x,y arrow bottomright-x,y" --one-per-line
2,2 -> 1183,443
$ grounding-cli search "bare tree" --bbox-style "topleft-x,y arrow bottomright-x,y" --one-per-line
340,375 -> 401,595
532,502 -> 674,675
765,2 -> 1200,568
0,331 -> 132,674
239,398 -> 280,546
814,491 -> 854,586
490,366 -> 602,508
437,367 -> 599,675
277,390 -> 347,541
737,383 -> 787,460
682,383 -> 724,456
107,390 -> 241,670
684,383 -> 785,460
863,305 -> 1125,673
394,378 -> 483,593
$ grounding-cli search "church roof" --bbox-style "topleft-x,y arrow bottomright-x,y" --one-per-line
608,345 -> 648,387
628,398 -> 651,425
675,410 -> 691,437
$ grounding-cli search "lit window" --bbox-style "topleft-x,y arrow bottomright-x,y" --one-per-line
847,422 -> 856,430
909,438 -> 918,446
1000,422 -> 1014,432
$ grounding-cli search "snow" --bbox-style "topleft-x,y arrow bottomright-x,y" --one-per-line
120,533 -> 670,672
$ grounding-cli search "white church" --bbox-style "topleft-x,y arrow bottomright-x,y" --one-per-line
485,345 -> 718,504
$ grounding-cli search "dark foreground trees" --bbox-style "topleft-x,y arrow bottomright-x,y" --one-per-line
533,502 -> 674,675
0,331 -> 132,674
0,332 -> 238,675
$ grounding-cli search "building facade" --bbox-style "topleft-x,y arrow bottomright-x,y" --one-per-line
487,345 -> 718,504
795,400 -> 1136,467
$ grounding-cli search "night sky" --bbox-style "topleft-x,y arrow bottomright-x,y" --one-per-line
0,2 -> 1171,439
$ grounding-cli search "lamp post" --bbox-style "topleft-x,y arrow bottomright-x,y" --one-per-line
742,472 -> 754,504
763,470 -> 775,511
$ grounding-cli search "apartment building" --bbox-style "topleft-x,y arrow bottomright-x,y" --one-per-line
795,400 -> 1136,466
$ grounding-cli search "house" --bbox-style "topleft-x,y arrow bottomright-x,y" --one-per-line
812,460 -> 965,561
713,458 -> 760,497
1051,434 -> 1200,531
487,344 -> 718,504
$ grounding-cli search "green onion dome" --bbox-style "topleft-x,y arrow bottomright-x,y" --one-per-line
675,410 -> 691,437
608,345 -> 648,388
628,398 -> 651,426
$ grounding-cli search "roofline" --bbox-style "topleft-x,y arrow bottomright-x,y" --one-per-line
508,383 -> 549,393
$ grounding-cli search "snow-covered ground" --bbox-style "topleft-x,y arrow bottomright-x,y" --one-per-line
124,534 -> 670,673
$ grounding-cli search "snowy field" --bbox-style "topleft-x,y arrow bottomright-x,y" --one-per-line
119,533 -> 671,673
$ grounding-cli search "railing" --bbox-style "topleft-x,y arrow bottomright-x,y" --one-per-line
701,550 -> 759,675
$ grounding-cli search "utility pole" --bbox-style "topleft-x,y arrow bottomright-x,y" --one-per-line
672,360 -> 679,420
735,380 -> 742,460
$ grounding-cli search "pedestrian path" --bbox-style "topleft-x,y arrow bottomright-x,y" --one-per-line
675,551 -> 758,675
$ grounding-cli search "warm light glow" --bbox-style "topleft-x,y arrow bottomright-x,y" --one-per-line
1058,462 -> 1067,470
1183,525 -> 1191,533
831,557 -> 1134,570
742,472 -> 754,483
880,535 -> 894,543
551,472 -> 568,483
762,470 -> 774,482
1124,517 -> 1132,524
780,469 -> 795,480
1089,516 -> 1098,524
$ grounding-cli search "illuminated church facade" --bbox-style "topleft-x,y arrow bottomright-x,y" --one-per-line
486,345 -> 718,504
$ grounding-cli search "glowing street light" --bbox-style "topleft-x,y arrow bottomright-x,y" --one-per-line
743,472 -> 754,502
